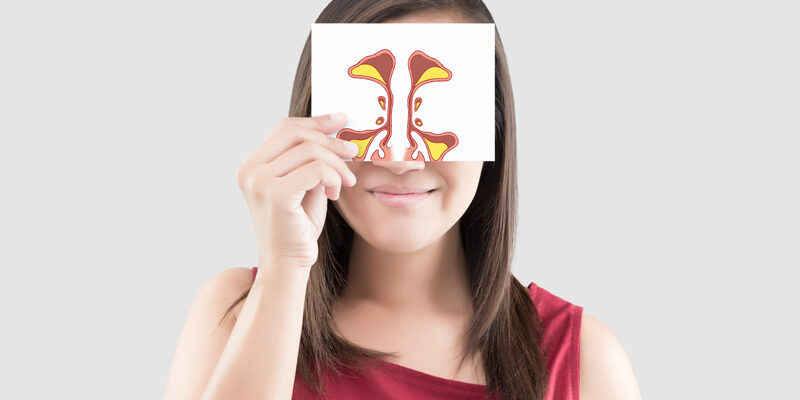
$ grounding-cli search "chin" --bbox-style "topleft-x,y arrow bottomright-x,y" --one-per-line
360,224 -> 437,254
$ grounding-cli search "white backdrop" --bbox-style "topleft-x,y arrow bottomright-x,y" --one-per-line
0,1 -> 798,399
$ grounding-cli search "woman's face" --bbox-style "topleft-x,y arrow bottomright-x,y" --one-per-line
335,160 -> 483,253
333,10 -> 484,253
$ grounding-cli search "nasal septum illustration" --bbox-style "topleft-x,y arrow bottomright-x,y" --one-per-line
336,49 -> 460,161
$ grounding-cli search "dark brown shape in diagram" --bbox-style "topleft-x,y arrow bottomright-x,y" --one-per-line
336,49 -> 459,161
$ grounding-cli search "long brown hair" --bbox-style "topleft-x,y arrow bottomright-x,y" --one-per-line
220,1 -> 548,399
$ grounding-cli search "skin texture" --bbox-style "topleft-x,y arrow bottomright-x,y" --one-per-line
163,8 -> 642,400
580,316 -> 643,400
327,10 -> 489,385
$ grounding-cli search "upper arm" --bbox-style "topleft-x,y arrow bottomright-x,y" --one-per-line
579,313 -> 642,400
163,267 -> 254,400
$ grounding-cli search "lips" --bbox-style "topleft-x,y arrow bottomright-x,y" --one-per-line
369,184 -> 436,194
370,189 -> 435,208
336,49 -> 460,161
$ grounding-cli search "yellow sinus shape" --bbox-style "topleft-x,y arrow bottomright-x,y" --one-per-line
349,138 -> 371,158
351,64 -> 386,84
423,137 -> 448,161
416,67 -> 449,85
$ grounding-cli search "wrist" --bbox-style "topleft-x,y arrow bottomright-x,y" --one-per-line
255,259 -> 313,280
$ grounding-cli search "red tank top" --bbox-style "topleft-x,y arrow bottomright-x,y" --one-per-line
251,266 -> 583,400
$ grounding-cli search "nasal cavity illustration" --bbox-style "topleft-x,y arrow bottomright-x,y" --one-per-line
336,49 -> 460,161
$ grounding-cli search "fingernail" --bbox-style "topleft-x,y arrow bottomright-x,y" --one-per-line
330,112 -> 346,123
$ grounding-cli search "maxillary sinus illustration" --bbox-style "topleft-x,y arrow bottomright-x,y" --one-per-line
336,49 -> 460,161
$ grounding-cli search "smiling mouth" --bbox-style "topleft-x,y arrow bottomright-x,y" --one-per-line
368,189 -> 437,208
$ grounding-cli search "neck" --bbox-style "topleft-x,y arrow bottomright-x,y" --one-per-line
342,223 -> 473,314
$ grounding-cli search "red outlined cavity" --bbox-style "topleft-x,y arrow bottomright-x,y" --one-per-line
335,49 -> 395,161
336,49 -> 460,161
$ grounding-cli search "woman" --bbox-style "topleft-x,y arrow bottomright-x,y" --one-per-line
164,1 -> 642,399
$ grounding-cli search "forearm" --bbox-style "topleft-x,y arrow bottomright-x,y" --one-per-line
201,264 -> 311,400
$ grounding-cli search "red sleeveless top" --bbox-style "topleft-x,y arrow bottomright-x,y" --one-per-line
251,267 -> 583,400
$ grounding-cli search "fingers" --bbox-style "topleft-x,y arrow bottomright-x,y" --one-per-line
250,114 -> 354,166
282,159 -> 343,201
289,113 -> 347,133
264,140 -> 357,187
236,113 -> 360,205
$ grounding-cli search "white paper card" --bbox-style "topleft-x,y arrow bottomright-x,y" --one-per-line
311,23 -> 495,161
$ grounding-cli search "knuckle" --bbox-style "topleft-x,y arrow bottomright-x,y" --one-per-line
251,176 -> 276,202
254,181 -> 273,200
242,173 -> 259,194
327,136 -> 343,151
298,140 -> 318,154
237,167 -> 268,195
238,174 -> 254,194
235,164 -> 250,188
296,128 -> 312,143
311,116 -> 325,131
328,165 -> 342,183
278,117 -> 296,129
309,159 -> 325,174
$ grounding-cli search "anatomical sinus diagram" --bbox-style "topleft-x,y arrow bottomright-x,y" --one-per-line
335,49 -> 460,161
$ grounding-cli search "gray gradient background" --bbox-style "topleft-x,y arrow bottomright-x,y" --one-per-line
1,1 -> 797,399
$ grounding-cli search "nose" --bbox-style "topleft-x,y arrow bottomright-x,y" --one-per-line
370,160 -> 426,175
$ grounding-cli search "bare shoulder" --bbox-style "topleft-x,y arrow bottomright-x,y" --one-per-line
579,313 -> 643,400
163,267 -> 254,399
194,266 -> 255,321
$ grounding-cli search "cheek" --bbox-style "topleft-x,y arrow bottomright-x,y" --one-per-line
439,176 -> 481,219
333,183 -> 362,217
444,178 -> 482,230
